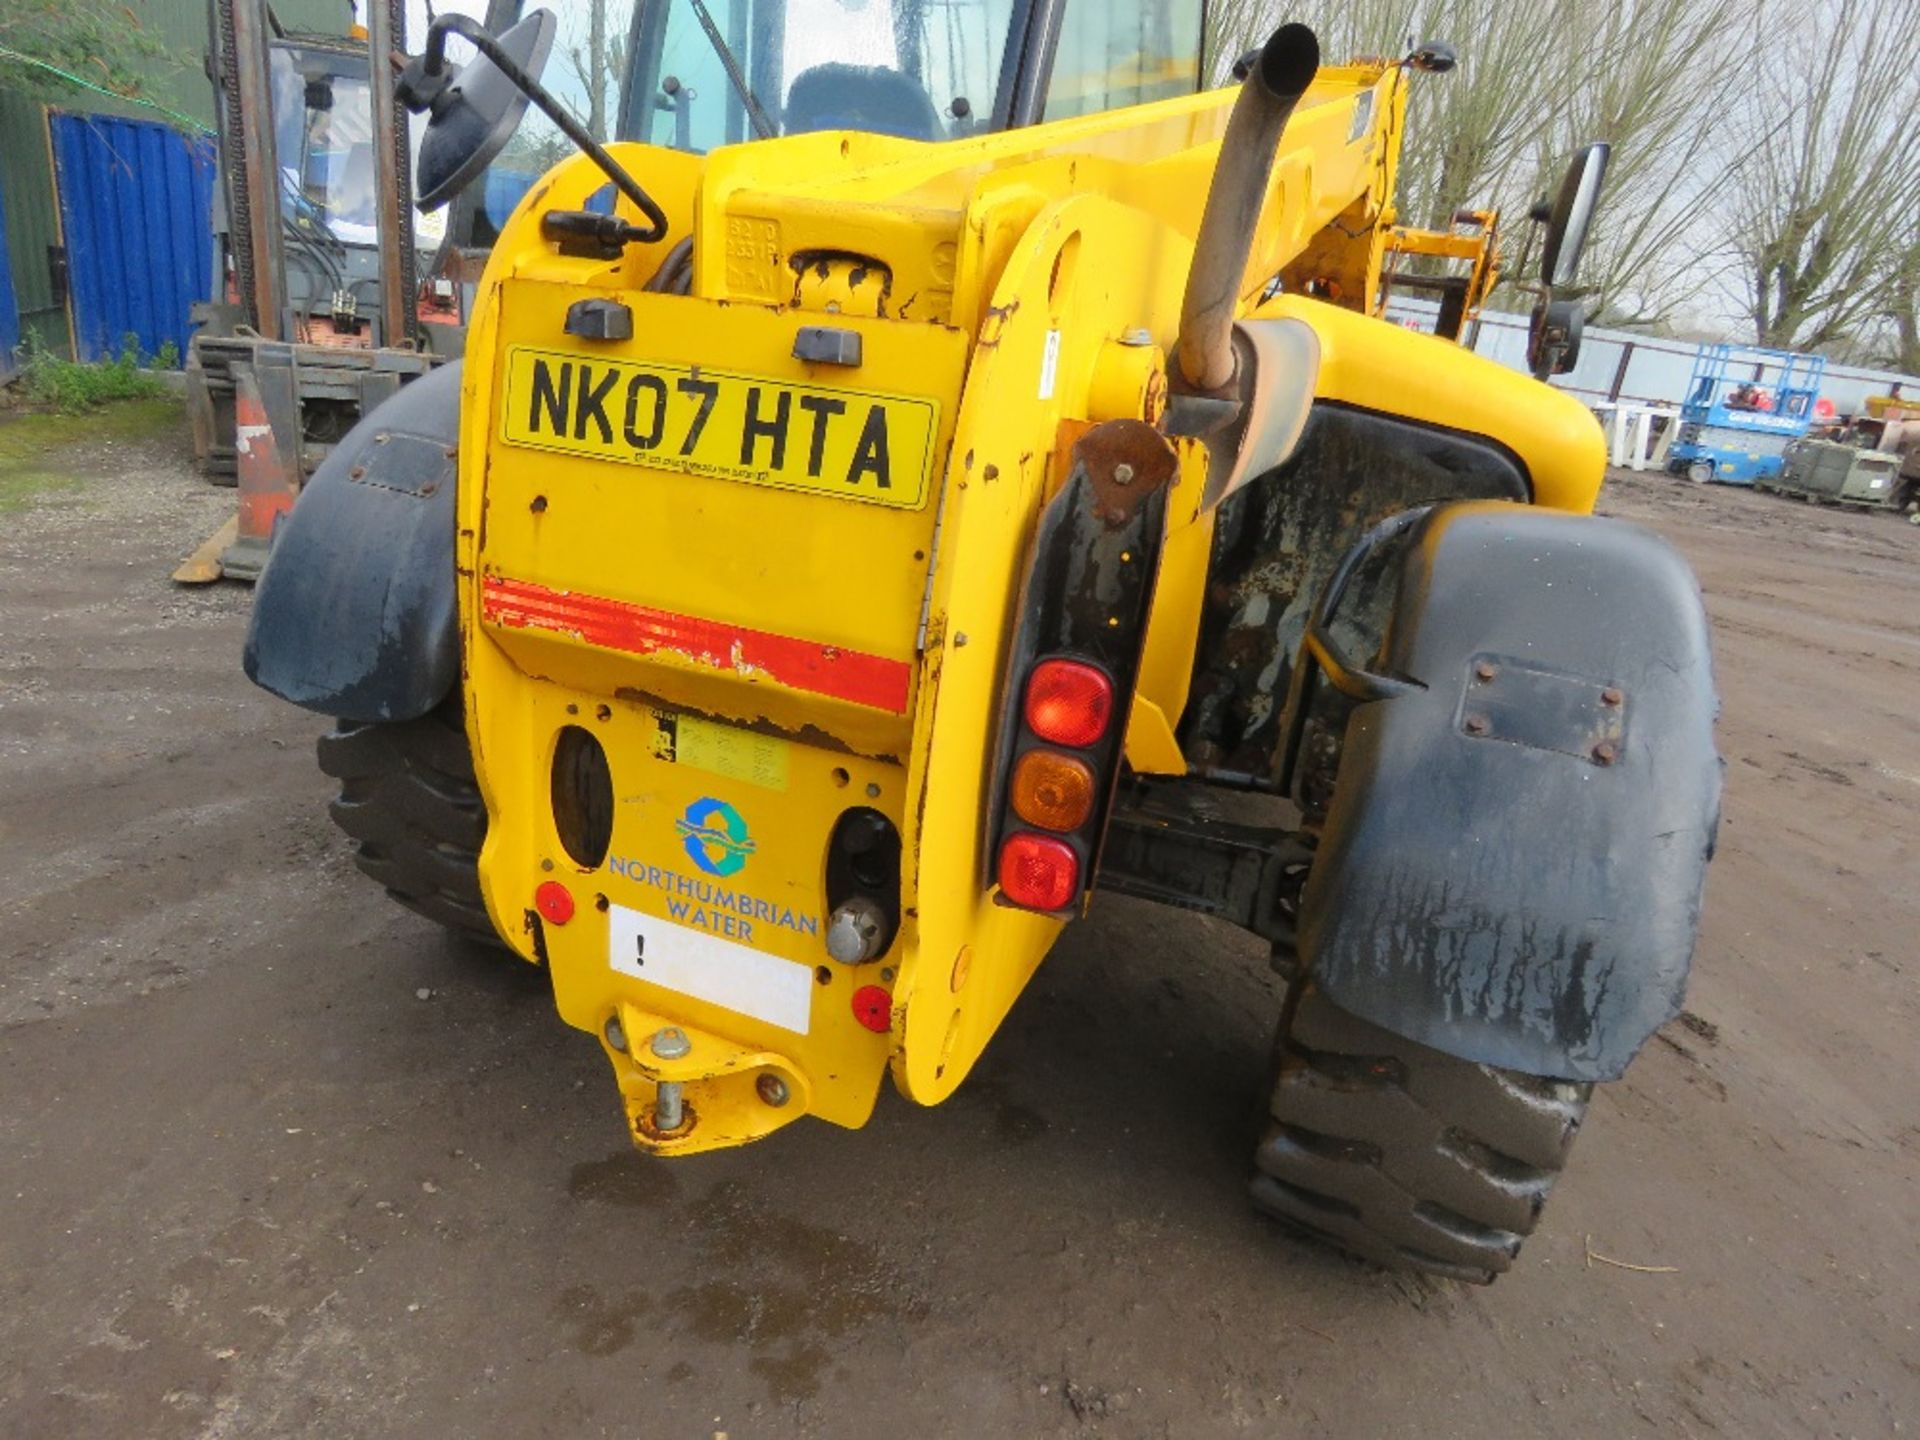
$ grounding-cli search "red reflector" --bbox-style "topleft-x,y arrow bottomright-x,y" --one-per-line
851,985 -> 892,1033
535,880 -> 575,925
997,832 -> 1080,911
1024,659 -> 1113,748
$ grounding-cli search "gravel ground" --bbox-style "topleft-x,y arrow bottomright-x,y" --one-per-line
0,403 -> 1915,1438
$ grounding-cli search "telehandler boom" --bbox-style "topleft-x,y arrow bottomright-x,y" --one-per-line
246,1 -> 1720,1281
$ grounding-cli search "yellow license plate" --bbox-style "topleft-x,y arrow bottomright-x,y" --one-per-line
499,345 -> 938,509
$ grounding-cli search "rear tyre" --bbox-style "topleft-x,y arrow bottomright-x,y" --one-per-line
1251,979 -> 1592,1283
1687,460 -> 1715,484
316,702 -> 502,943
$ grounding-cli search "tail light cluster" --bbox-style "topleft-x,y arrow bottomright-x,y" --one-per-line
994,656 -> 1119,913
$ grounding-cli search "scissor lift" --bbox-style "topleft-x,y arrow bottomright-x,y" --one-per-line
1666,342 -> 1825,486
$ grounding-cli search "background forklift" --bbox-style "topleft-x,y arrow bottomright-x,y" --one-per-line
177,0 -> 518,581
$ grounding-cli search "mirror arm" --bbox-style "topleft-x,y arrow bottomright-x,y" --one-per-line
409,14 -> 668,244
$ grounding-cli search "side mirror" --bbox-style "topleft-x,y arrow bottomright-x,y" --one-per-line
1407,40 -> 1456,73
400,10 -> 557,211
1538,141 -> 1609,290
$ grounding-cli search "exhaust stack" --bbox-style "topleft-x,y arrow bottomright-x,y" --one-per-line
1174,24 -> 1321,395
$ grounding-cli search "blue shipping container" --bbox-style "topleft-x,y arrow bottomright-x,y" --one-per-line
49,112 -> 215,363
0,176 -> 19,377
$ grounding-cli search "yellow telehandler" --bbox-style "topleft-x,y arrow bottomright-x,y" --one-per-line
245,1 -> 1721,1282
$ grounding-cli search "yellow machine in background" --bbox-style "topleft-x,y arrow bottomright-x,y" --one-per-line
248,3 -> 1720,1283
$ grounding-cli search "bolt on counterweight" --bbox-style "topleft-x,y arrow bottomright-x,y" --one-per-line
651,1027 -> 692,1132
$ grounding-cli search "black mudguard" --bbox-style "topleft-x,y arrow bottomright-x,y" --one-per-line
1297,500 -> 1721,1082
244,361 -> 463,723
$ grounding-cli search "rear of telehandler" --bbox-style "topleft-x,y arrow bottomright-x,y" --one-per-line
245,3 -> 1720,1282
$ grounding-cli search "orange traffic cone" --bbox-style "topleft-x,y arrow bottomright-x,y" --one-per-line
218,362 -> 300,581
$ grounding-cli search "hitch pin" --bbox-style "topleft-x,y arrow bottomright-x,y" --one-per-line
650,1027 -> 692,1132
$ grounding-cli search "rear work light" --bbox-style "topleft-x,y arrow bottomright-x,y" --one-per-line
1010,750 -> 1096,832
997,832 -> 1080,911
1023,659 -> 1114,749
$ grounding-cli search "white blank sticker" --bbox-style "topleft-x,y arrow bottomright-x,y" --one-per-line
1038,329 -> 1061,400
607,903 -> 813,1035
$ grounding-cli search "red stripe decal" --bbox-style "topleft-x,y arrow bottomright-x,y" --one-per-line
481,574 -> 912,714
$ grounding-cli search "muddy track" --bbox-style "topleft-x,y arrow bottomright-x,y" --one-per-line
0,417 -> 1915,1438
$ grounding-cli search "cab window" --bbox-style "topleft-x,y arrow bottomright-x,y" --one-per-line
629,0 -> 1019,150
1042,0 -> 1203,122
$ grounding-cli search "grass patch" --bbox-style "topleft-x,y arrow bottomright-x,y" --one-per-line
0,470 -> 83,515
0,396 -> 183,514
16,334 -> 178,414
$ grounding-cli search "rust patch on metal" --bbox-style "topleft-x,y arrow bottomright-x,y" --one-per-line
788,250 -> 894,317
976,298 -> 1020,351
1072,418 -> 1178,527
1457,655 -> 1629,763
1142,367 -> 1169,427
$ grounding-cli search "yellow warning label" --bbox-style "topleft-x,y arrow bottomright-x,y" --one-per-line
651,710 -> 790,792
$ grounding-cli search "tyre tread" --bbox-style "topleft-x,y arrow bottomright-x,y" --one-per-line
1252,981 -> 1592,1282
316,704 -> 501,943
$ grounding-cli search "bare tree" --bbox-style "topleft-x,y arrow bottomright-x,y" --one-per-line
1209,0 -> 1574,237
1525,0 -> 1757,327
1204,0 -> 1758,329
586,0 -> 609,140
558,0 -> 627,143
1723,0 -> 1920,353
1869,238 -> 1919,374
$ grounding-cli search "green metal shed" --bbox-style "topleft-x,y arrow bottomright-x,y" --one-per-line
0,0 -> 351,359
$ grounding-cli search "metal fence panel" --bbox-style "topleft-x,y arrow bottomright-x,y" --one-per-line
1385,295 -> 1918,416
49,112 -> 215,362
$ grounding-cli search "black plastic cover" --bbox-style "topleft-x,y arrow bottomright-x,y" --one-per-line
1299,501 -> 1721,1082
244,362 -> 463,723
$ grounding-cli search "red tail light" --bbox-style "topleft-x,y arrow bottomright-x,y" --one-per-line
997,832 -> 1080,911
1024,659 -> 1113,749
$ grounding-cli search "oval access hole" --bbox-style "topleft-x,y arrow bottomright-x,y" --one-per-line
552,725 -> 614,869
